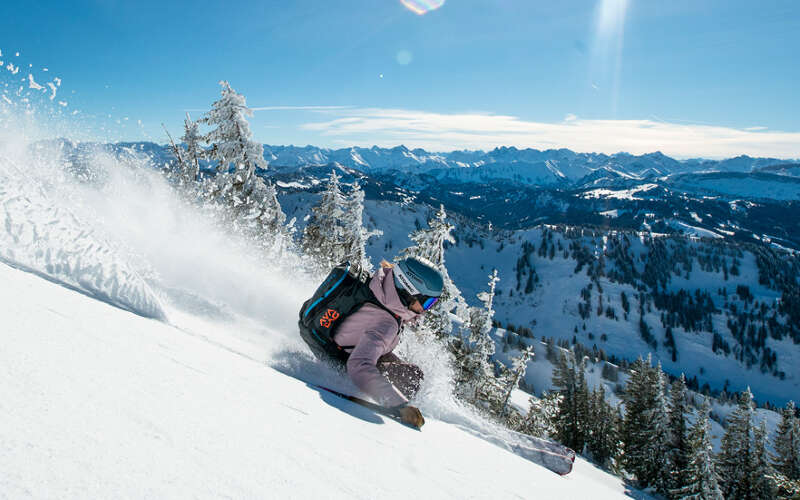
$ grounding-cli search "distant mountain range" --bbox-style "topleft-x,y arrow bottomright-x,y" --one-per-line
39,139 -> 800,186
260,144 -> 799,187
35,139 -> 800,249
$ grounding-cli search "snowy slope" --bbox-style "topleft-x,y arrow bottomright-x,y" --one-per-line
274,191 -> 800,410
363,205 -> 796,406
0,137 -> 647,498
0,261 -> 646,499
442,228 -> 800,407
666,172 -> 800,201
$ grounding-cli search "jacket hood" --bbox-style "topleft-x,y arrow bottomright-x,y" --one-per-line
370,267 -> 420,323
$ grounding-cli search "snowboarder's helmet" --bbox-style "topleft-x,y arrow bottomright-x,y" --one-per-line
393,257 -> 444,310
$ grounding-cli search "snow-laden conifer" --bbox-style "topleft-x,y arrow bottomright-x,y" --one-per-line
255,180 -> 287,237
575,357 -> 591,450
650,366 -> 672,494
768,473 -> 800,499
671,398 -> 723,500
752,419 -> 777,499
199,81 -> 285,241
622,356 -> 670,491
469,269 -> 500,346
341,180 -> 381,272
453,270 -> 500,403
163,122 -> 193,194
496,345 -> 534,417
302,170 -> 347,273
521,392 -> 561,438
773,400 -> 800,480
622,357 -> 651,482
668,374 -> 692,493
301,172 -> 377,273
718,388 -> 755,499
179,113 -> 203,189
586,385 -> 619,468
201,81 -> 266,176
552,350 -> 589,452
400,204 -> 467,337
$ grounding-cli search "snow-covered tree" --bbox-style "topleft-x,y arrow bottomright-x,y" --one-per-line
496,345 -> 534,417
164,118 -> 197,194
773,400 -> 800,480
301,172 -> 379,274
586,385 -> 619,468
199,81 -> 285,240
468,269 -> 500,343
668,374 -> 692,493
452,270 -> 501,404
255,180 -> 287,236
718,388 -> 756,499
521,391 -> 562,438
752,419 -> 777,500
552,350 -> 589,452
671,398 -> 723,500
302,170 -> 347,273
650,367 -> 673,494
622,357 -> 670,492
179,112 -> 203,189
341,180 -> 381,272
768,473 -> 800,499
400,204 -> 467,337
201,81 -> 266,176
402,204 -> 452,270
621,357 -> 651,482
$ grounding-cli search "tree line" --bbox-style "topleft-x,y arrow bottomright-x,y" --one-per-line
544,352 -> 800,499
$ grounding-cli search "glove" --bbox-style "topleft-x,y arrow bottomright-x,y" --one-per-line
397,405 -> 425,429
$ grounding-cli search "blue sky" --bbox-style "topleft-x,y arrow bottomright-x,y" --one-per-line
1,0 -> 799,157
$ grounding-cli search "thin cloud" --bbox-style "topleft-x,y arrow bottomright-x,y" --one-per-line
250,105 -> 353,112
183,105 -> 351,116
299,108 -> 800,158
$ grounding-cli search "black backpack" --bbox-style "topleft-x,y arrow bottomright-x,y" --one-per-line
298,261 -> 400,361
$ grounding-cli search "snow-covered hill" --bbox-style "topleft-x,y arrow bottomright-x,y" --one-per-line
666,172 -> 800,201
280,186 -> 800,410
0,261 -> 646,498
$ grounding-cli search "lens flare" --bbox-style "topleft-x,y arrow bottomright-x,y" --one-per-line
400,0 -> 445,15
396,50 -> 413,65
590,0 -> 629,115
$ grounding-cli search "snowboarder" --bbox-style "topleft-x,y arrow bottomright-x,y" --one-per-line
300,257 -> 444,429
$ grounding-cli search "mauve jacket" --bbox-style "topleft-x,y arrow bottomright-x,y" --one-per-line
333,266 -> 419,407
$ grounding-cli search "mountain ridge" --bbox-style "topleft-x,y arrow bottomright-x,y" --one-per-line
34,138 -> 800,184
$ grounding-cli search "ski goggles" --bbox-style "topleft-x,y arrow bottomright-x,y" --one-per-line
420,295 -> 439,311
396,287 -> 440,311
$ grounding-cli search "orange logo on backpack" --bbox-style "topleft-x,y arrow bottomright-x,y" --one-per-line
319,309 -> 340,329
